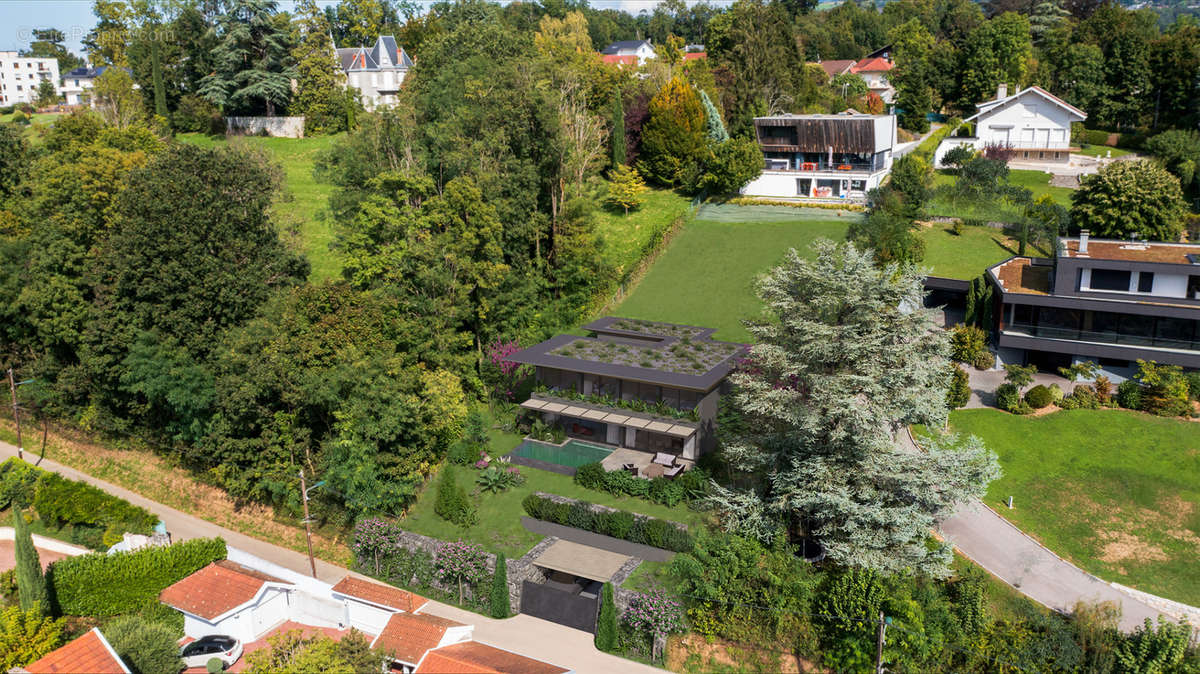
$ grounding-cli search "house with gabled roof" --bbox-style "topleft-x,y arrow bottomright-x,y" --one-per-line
599,39 -> 656,66
850,56 -> 894,103
14,627 -> 130,674
934,84 -> 1087,167
374,612 -> 473,672
335,35 -> 413,110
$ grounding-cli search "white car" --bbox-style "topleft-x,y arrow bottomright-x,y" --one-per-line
180,635 -> 242,670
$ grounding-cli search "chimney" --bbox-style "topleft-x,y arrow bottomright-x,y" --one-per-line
1079,229 -> 1089,255
996,83 -> 1008,101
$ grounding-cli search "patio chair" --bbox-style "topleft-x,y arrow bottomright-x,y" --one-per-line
664,464 -> 683,479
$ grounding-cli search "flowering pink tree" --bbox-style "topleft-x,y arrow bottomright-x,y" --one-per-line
353,517 -> 404,576
435,540 -> 490,604
486,338 -> 529,401
623,590 -> 685,658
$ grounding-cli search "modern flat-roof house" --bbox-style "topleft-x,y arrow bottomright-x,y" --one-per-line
0,51 -> 60,106
600,39 -> 656,65
335,35 -> 412,110
60,65 -> 114,106
740,112 -> 897,201
935,84 -> 1086,167
507,317 -> 746,462
987,232 -> 1200,376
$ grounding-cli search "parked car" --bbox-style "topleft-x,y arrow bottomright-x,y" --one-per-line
180,635 -> 242,670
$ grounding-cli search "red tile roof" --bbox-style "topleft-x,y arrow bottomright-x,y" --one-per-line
331,576 -> 423,612
415,641 -> 569,674
373,612 -> 466,665
600,54 -> 637,66
159,560 -> 289,620
816,59 -> 856,79
25,628 -> 130,674
682,52 -> 706,61
851,56 -> 894,72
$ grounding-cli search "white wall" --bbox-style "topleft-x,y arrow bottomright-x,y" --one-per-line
0,52 -> 61,106
976,92 -> 1078,149
740,170 -> 886,200
346,599 -> 395,636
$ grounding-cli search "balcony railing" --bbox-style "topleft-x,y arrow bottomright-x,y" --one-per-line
1004,323 -> 1200,352
763,160 -> 876,173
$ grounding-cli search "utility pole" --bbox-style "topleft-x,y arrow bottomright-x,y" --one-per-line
875,611 -> 889,674
7,369 -> 22,460
299,469 -> 317,578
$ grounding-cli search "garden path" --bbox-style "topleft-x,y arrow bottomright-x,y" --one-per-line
0,439 -> 665,674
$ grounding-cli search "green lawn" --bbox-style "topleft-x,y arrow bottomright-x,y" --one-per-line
613,206 -> 854,342
1076,145 -> 1136,158
2,112 -> 63,144
929,169 -> 1074,222
400,408 -> 709,558
595,188 -> 693,279
945,408 -> 1200,605
920,223 -> 1048,280
176,133 -> 342,281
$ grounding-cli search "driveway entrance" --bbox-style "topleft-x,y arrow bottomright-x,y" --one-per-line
518,540 -> 632,635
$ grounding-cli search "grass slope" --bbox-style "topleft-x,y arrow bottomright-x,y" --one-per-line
920,223 -> 1048,280
613,206 -> 853,342
929,169 -> 1074,222
595,188 -> 693,278
947,408 -> 1200,605
176,133 -> 342,281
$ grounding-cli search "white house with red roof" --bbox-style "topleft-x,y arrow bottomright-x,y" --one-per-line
850,56 -> 894,103
934,84 -> 1087,167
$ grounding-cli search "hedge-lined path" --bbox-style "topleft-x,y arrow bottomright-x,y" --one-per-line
522,516 -> 676,562
0,439 -> 664,674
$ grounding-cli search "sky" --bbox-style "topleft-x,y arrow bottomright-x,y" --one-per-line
0,0 -> 690,59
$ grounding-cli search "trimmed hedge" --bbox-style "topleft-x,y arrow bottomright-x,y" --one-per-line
522,493 -> 693,552
574,462 -> 708,507
0,459 -> 158,549
48,537 -> 226,616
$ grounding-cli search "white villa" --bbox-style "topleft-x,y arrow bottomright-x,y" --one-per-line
60,65 -> 119,106
335,35 -> 413,110
0,51 -> 60,106
741,112 -> 898,202
934,84 -> 1087,167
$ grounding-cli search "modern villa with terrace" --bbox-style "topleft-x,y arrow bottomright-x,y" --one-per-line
740,112 -> 897,202
987,231 -> 1200,377
506,317 -> 745,473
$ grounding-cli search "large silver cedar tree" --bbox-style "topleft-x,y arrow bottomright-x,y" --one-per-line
715,240 -> 1000,577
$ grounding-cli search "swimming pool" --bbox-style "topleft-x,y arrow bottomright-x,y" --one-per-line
509,438 -> 614,469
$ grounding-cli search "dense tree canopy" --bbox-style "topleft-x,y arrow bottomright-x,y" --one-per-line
1071,160 -> 1187,241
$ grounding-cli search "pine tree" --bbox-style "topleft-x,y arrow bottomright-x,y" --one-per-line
489,553 -> 509,618
595,582 -> 617,651
291,0 -> 349,134
14,511 -> 47,612
605,164 -> 647,215
151,38 -> 168,119
699,90 -> 729,143
610,90 -> 626,169
711,241 -> 1000,576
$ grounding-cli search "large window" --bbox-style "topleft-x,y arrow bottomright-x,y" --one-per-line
1089,269 -> 1131,292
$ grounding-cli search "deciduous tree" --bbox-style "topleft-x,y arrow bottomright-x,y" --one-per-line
605,164 -> 646,214
1071,161 -> 1186,241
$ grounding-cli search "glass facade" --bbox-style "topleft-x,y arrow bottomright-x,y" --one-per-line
1006,305 -> 1200,352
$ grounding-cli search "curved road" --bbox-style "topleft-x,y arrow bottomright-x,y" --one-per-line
0,439 -> 662,674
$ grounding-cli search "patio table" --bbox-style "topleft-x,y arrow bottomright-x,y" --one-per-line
643,464 -> 665,479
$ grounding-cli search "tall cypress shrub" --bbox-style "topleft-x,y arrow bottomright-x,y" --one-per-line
14,510 -> 47,612
595,582 -> 617,651
611,89 -> 626,169
964,278 -> 978,327
489,553 -> 509,619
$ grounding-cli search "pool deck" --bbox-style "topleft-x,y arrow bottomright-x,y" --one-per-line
601,447 -> 694,475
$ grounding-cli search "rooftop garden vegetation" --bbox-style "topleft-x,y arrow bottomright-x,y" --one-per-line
608,318 -> 709,339
549,336 -> 741,375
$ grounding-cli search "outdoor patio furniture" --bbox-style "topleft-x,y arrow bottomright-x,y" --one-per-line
643,463 -> 665,479
652,452 -> 675,466
663,464 -> 683,479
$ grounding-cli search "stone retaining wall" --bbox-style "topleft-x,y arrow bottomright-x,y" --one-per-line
225,116 -> 305,138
